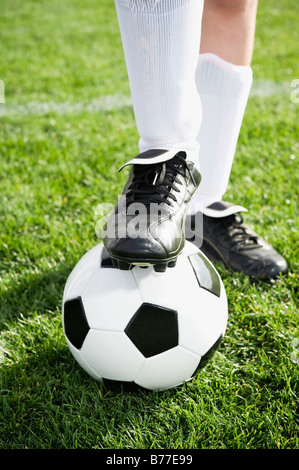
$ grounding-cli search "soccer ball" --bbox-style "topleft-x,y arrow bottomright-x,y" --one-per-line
62,241 -> 228,391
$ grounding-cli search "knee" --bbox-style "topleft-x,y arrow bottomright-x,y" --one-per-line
205,0 -> 257,14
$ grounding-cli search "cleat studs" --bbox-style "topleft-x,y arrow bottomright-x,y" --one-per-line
111,259 -> 177,272
168,260 -> 177,268
111,258 -> 131,270
154,264 -> 167,273
118,261 -> 132,270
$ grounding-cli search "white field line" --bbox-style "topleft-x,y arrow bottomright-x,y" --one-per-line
250,79 -> 291,97
0,80 -> 292,118
0,93 -> 133,117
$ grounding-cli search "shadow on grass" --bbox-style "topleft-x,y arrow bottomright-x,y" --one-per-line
1,328 -> 181,449
0,262 -> 72,329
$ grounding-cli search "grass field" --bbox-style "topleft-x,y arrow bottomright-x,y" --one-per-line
0,0 -> 298,450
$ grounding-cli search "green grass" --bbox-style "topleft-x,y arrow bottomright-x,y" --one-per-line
0,0 -> 298,450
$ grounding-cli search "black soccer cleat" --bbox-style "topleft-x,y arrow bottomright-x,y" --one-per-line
185,201 -> 288,281
103,149 -> 201,272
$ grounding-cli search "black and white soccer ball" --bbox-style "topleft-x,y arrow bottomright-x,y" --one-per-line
62,241 -> 228,391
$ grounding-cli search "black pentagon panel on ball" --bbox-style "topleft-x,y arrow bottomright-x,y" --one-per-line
125,303 -> 179,358
63,297 -> 90,350
188,252 -> 221,297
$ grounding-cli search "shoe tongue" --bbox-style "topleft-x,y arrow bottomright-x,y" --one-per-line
202,201 -> 248,218
118,149 -> 186,172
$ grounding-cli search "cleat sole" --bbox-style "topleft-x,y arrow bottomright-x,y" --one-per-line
107,252 -> 181,273
111,258 -> 132,270
117,261 -> 132,270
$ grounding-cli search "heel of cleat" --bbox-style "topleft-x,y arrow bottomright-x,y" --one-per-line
111,258 -> 132,270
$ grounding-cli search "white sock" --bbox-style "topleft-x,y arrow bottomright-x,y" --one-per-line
190,53 -> 253,211
114,0 -> 204,164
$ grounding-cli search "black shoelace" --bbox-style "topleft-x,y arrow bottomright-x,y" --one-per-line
221,214 -> 260,250
125,155 -> 195,207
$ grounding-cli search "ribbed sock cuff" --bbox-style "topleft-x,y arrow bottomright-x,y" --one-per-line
196,53 -> 253,98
